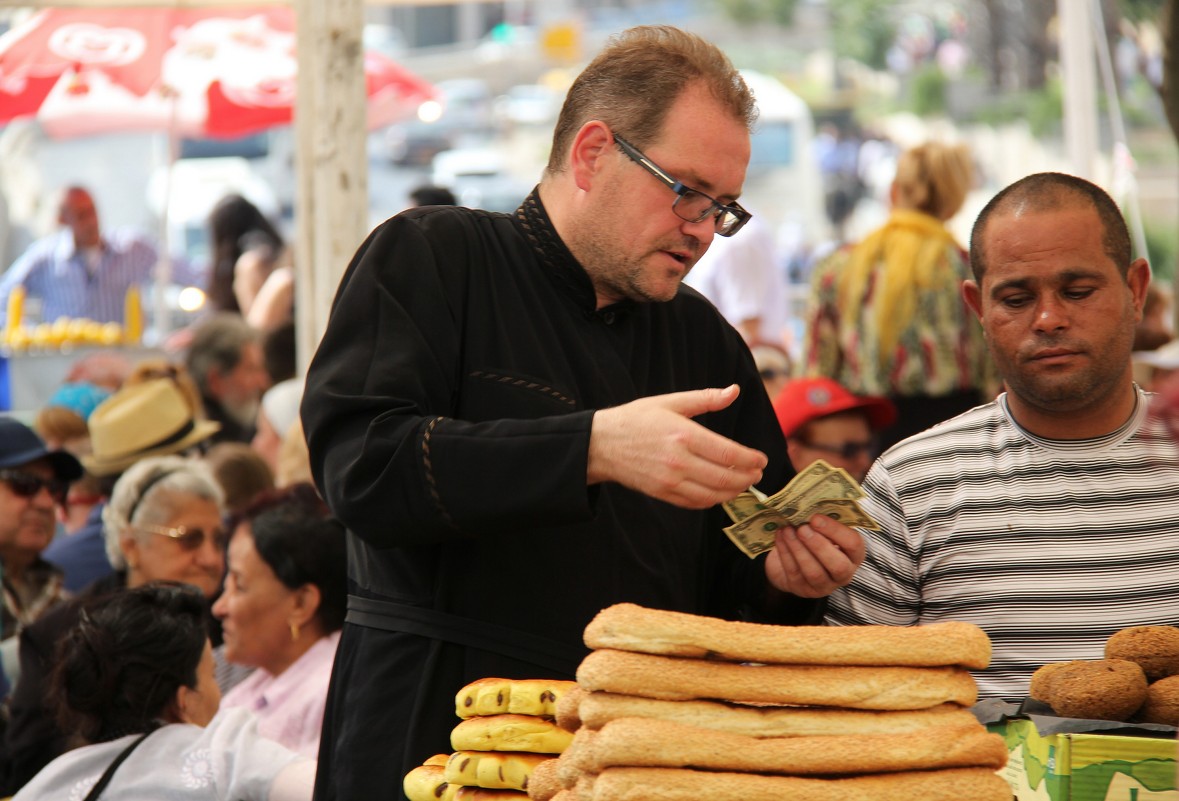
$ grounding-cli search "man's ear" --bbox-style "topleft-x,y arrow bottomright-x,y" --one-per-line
1127,257 -> 1151,322
962,279 -> 984,322
568,122 -> 615,192
205,367 -> 224,400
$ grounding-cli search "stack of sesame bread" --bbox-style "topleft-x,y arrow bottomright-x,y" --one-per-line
404,678 -> 578,801
529,603 -> 1010,801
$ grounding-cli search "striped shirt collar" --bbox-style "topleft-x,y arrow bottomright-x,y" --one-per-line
998,383 -> 1146,451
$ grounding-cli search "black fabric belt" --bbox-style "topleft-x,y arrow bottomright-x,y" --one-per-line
345,594 -> 584,677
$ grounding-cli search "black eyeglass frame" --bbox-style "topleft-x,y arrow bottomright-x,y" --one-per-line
612,134 -> 752,237
0,469 -> 69,505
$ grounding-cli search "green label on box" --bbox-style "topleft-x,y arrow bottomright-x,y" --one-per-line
993,719 -> 1178,801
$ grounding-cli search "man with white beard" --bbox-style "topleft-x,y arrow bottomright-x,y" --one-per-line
185,313 -> 270,444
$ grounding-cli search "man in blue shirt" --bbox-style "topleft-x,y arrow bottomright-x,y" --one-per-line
0,186 -> 158,327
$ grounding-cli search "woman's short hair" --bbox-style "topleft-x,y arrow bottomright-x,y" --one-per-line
51,582 -> 208,744
229,483 -> 346,633
102,455 -> 225,570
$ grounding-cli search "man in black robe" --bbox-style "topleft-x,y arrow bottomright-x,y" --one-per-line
302,25 -> 865,801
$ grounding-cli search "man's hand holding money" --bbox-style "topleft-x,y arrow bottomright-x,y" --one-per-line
721,460 -> 873,597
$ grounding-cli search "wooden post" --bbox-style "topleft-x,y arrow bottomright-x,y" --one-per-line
293,0 -> 369,375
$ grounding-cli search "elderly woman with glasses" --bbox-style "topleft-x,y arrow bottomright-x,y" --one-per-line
213,484 -> 345,758
12,582 -> 314,801
0,456 -> 227,795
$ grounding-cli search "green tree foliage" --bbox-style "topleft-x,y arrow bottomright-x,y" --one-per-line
827,0 -> 896,70
712,0 -> 799,28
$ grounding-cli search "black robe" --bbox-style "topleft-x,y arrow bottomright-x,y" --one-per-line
302,191 -> 811,800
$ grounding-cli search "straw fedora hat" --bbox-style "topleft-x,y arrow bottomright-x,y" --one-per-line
83,378 -> 221,477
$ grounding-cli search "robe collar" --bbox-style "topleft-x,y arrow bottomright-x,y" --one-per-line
516,188 -> 636,320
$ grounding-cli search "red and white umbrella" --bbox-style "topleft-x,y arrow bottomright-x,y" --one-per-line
0,6 -> 437,138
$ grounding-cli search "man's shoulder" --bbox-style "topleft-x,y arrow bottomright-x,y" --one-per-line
7,231 -> 67,272
884,399 -> 1006,457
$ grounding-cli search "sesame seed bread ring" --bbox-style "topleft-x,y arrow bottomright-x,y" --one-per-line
456,679 -> 578,719
577,692 -> 977,737
588,766 -> 1012,801
584,603 -> 991,669
582,717 -> 1007,775
404,761 -> 450,801
524,758 -> 561,801
576,649 -> 978,709
445,751 -> 553,791
554,684 -> 584,732
451,714 -> 574,754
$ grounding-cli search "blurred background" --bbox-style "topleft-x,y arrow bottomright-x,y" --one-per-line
0,0 -> 1176,343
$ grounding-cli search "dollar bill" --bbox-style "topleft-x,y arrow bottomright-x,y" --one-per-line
721,492 -> 769,524
723,459 -> 880,558
724,508 -> 793,558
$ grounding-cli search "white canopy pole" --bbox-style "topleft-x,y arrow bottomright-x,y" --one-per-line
293,0 -> 369,374
1059,0 -> 1099,180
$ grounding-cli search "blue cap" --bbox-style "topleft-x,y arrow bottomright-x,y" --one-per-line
0,417 -> 83,481
44,382 -> 112,422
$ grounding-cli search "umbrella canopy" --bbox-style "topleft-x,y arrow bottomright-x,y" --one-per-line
0,6 -> 437,139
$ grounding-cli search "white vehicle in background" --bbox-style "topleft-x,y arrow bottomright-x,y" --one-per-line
430,146 -> 530,213
147,155 -> 280,272
737,70 -> 826,266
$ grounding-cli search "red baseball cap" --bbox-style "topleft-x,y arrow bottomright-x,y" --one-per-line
772,377 -> 897,438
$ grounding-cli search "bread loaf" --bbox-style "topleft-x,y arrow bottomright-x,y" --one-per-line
582,717 -> 1007,775
525,758 -> 562,801
456,678 -> 577,719
577,649 -> 978,709
452,789 -> 528,800
576,692 -> 976,736
584,604 -> 991,668
554,685 -> 584,732
404,760 -> 450,801
452,714 -> 574,754
446,750 -> 551,791
587,766 -> 1012,801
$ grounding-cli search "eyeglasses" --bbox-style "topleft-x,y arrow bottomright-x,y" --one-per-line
613,134 -> 751,237
0,469 -> 69,505
795,439 -> 877,460
134,523 -> 229,552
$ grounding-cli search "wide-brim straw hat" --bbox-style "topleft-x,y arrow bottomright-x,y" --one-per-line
83,378 -> 221,477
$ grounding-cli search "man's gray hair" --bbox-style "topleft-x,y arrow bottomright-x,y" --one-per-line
185,313 -> 258,395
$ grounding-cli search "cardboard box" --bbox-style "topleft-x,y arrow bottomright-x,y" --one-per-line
992,717 -> 1178,801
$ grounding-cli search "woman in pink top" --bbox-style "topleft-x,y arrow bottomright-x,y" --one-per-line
213,484 -> 345,758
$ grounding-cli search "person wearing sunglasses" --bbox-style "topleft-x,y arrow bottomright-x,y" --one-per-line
772,377 -> 897,483
0,418 -> 82,650
0,455 -> 227,794
302,26 -> 866,799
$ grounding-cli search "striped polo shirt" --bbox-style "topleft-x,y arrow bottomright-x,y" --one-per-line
826,386 -> 1179,699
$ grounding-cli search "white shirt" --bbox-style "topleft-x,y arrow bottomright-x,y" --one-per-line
13,707 -> 313,801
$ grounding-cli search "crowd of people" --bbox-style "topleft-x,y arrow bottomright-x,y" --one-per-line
0,20 -> 1175,801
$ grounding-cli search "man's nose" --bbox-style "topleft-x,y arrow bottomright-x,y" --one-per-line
1033,296 -> 1069,332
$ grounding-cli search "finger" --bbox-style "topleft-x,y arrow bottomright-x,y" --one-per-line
777,525 -> 840,592
763,528 -> 828,598
808,515 -> 867,565
687,423 -> 768,472
654,384 -> 742,419
652,476 -> 740,510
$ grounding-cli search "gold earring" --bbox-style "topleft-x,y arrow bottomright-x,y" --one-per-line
289,622 -> 300,641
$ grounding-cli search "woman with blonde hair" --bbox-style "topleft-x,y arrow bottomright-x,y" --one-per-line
803,141 -> 995,448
